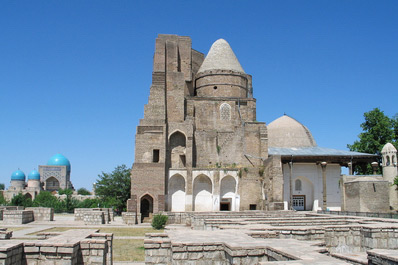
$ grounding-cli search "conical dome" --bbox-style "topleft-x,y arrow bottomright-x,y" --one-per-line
268,115 -> 317,148
198,39 -> 245,74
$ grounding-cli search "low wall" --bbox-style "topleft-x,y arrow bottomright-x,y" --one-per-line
325,225 -> 398,253
0,228 -> 13,240
0,242 -> 24,264
122,212 -> 136,225
318,210 -> 398,219
3,210 -> 34,224
367,249 -> 398,265
75,208 -> 113,224
25,207 -> 54,221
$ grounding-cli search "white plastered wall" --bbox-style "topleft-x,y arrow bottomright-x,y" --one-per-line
283,163 -> 341,211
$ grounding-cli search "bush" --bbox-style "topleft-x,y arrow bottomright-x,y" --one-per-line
10,193 -> 32,207
77,188 -> 91,195
151,213 -> 168,230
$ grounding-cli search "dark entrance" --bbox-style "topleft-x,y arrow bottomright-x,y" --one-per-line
220,202 -> 230,211
140,195 -> 153,223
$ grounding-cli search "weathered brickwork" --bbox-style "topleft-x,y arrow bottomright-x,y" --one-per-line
25,207 -> 54,221
130,34 -> 278,222
3,210 -> 34,225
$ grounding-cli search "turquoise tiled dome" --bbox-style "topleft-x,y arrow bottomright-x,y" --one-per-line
11,170 -> 26,181
47,154 -> 71,172
28,170 -> 40,180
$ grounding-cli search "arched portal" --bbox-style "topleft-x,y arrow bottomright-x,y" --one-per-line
220,176 -> 236,211
24,193 -> 32,200
169,131 -> 186,168
292,176 -> 314,211
46,177 -> 60,191
140,194 -> 153,223
193,175 -> 213,212
169,174 -> 186,212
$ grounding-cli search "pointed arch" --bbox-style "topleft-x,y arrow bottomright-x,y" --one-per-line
140,194 -> 154,223
168,174 -> 186,212
169,131 -> 187,168
193,174 -> 213,212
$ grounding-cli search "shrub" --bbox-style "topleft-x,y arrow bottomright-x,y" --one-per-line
77,187 -> 91,195
151,213 -> 168,230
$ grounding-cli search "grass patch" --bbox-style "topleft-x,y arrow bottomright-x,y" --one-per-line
113,239 -> 145,262
99,227 -> 162,237
5,227 -> 31,232
27,227 -> 162,236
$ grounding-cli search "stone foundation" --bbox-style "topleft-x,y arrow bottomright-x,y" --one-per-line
0,229 -> 12,240
25,207 -> 54,221
121,212 -> 137,225
3,210 -> 34,224
0,229 -> 113,265
74,208 -> 114,225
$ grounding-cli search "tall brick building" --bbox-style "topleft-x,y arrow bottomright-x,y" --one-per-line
129,34 -> 375,222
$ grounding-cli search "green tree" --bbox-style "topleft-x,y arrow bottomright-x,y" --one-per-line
348,108 -> 397,174
32,191 -> 59,208
0,183 -> 5,190
0,192 -> 8,205
94,165 -> 131,214
10,193 -> 33,207
77,187 -> 91,195
58,188 -> 73,196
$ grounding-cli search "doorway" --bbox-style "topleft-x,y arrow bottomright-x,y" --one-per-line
140,195 -> 153,223
293,195 -> 305,211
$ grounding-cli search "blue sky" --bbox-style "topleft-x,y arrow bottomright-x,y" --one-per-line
1,1 -> 397,190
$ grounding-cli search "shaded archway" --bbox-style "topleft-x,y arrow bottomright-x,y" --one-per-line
45,177 -> 60,191
292,176 -> 314,211
220,176 -> 236,211
140,194 -> 153,223
24,193 -> 32,200
193,174 -> 212,212
169,131 -> 186,168
168,174 -> 186,212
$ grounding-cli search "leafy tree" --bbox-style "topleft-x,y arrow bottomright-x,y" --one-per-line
32,191 -> 59,208
10,193 -> 33,207
0,183 -> 5,190
348,108 -> 397,174
94,165 -> 131,214
77,188 -> 91,195
58,188 -> 73,196
0,192 -> 8,205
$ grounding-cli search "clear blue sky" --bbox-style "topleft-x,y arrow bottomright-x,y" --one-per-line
1,1 -> 397,190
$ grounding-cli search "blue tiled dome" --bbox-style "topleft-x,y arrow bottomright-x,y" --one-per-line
47,154 -> 71,172
28,170 -> 40,180
11,170 -> 26,181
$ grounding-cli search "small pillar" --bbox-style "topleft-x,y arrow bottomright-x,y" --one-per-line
321,162 -> 327,211
371,162 -> 379,175
348,162 -> 353,175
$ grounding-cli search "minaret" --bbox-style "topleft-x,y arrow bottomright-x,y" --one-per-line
381,143 -> 398,209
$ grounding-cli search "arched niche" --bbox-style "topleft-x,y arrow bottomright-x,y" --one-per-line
169,131 -> 187,168
193,174 -> 213,212
220,175 -> 236,211
169,174 -> 186,212
46,177 -> 60,191
292,176 -> 314,211
140,194 -> 154,223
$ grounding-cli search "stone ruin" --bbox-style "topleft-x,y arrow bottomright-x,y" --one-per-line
74,208 -> 114,225
145,211 -> 398,264
0,206 -> 54,225
0,229 -> 112,265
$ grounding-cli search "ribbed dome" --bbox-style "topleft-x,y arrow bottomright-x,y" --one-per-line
11,170 -> 26,181
268,115 -> 317,148
47,154 -> 71,172
381,143 -> 397,154
198,39 -> 245,74
28,170 -> 40,180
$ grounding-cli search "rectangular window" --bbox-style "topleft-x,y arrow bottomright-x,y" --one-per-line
153,149 -> 160,163
249,204 -> 257,210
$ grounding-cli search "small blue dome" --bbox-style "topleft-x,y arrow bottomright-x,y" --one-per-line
47,154 -> 71,171
28,170 -> 40,180
11,170 -> 26,181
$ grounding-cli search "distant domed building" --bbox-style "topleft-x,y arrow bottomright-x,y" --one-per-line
3,154 -> 74,201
